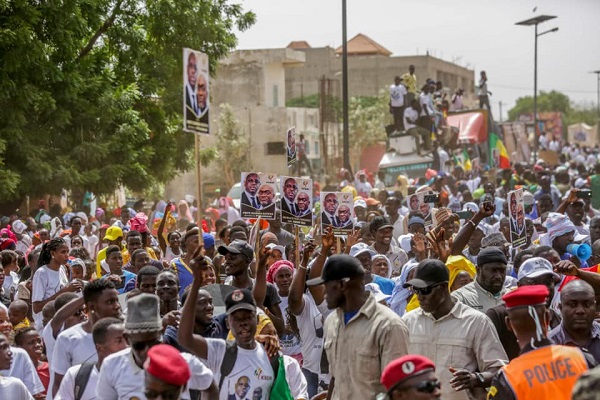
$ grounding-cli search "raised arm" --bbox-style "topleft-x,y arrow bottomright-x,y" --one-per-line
308,226 -> 334,305
289,241 -> 316,316
50,296 -> 85,339
177,246 -> 209,360
451,202 -> 495,255
157,201 -> 172,255
252,246 -> 270,309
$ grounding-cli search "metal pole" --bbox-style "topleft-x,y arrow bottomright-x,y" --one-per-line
342,0 -> 350,171
533,23 -> 538,164
597,72 -> 600,118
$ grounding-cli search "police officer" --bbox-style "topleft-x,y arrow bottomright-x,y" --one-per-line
488,285 -> 595,400
380,355 -> 441,399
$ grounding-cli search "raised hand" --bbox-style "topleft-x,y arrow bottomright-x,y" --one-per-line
321,225 -> 335,250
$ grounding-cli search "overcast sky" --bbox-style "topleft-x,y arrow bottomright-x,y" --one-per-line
235,0 -> 600,121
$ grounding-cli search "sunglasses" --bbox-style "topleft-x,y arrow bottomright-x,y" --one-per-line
412,282 -> 446,296
131,339 -> 161,351
145,388 -> 182,400
414,379 -> 441,393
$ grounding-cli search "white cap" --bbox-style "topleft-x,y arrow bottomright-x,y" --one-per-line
518,257 -> 559,281
349,243 -> 377,259
365,283 -> 390,303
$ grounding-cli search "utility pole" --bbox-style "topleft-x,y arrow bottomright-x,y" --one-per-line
341,0 -> 350,172
499,101 -> 503,122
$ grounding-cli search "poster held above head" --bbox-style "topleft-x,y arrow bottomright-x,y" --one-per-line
280,176 -> 313,227
508,188 -> 527,248
320,191 -> 354,236
407,192 -> 435,230
183,48 -> 210,134
286,127 -> 297,168
240,172 -> 277,220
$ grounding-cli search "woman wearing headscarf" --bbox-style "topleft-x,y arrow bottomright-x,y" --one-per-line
266,260 -> 302,364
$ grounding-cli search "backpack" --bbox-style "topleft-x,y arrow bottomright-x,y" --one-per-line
73,362 -> 95,400
218,340 -> 279,390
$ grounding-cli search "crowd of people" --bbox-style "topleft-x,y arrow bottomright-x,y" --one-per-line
4,143 -> 600,399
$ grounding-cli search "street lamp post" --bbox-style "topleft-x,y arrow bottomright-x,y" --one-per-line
516,15 -> 558,163
592,70 -> 600,119
341,0 -> 350,172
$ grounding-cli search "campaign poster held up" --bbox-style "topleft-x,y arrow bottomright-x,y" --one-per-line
287,127 -> 297,168
240,172 -> 277,220
280,176 -> 313,227
320,191 -> 354,235
406,192 -> 436,230
183,48 -> 209,134
508,188 -> 527,248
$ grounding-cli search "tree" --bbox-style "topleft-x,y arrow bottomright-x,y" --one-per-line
0,0 -> 255,209
348,90 -> 389,170
507,90 -> 598,130
199,103 -> 249,189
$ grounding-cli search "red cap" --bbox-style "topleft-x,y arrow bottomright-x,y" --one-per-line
143,344 -> 190,386
502,285 -> 549,309
366,198 -> 381,206
381,355 -> 435,391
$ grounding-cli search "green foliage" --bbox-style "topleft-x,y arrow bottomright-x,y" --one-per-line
348,91 -> 389,167
507,90 -> 598,131
0,0 -> 255,205
286,94 -> 320,108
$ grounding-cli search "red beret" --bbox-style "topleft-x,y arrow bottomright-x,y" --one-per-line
502,285 -> 549,309
381,355 -> 435,391
144,344 -> 190,386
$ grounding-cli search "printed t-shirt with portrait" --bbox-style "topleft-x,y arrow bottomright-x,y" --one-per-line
204,339 -> 275,400
295,293 -> 328,374
277,296 -> 302,357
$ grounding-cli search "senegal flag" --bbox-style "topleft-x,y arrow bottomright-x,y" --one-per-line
454,148 -> 472,171
490,133 -> 510,169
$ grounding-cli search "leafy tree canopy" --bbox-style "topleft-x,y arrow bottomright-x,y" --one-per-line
0,0 -> 255,206
508,90 -> 598,129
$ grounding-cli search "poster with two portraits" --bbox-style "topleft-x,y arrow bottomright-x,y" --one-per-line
183,48 -> 209,134
320,192 -> 354,236
508,188 -> 527,248
240,173 -> 313,227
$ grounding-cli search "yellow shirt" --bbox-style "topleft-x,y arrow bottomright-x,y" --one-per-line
226,312 -> 273,340
122,247 -> 158,265
401,72 -> 418,94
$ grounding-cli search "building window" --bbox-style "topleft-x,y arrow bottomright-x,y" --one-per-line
265,141 -> 285,155
273,84 -> 279,107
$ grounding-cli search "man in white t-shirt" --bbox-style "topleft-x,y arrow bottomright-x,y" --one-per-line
52,279 -> 122,397
178,260 -> 308,400
0,333 -> 34,400
0,329 -> 44,397
97,293 -> 217,400
55,317 -> 126,400
389,76 -> 408,132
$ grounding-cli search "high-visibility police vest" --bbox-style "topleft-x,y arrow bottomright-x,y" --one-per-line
502,344 -> 588,399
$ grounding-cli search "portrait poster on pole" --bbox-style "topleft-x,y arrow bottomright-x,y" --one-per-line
287,127 -> 297,168
183,48 -> 209,134
280,176 -> 313,227
508,188 -> 527,248
240,172 -> 277,220
320,191 -> 354,235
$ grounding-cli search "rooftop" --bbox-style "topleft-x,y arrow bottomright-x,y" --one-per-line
335,33 -> 392,57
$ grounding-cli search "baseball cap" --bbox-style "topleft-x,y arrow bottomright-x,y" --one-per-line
354,199 -> 367,209
144,344 -> 191,386
225,288 -> 257,315
408,216 -> 425,227
517,257 -> 559,281
369,216 -> 393,232
349,242 -> 377,259
381,355 -> 436,392
202,232 -> 215,250
218,239 -> 254,260
404,259 -> 449,289
365,283 -> 390,303
481,232 -> 508,249
104,226 -> 123,241
306,254 -> 365,286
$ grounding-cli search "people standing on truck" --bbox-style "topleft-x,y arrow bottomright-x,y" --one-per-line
450,88 -> 464,111
402,65 -> 418,106
478,71 -> 492,112
404,99 -> 431,156
389,76 -> 408,132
